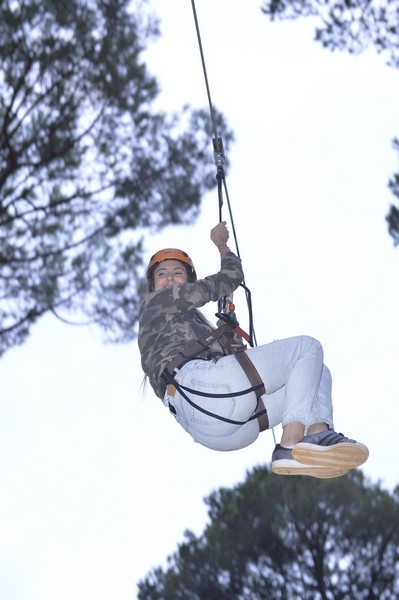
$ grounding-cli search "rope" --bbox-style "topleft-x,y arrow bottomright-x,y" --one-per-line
190,2 -> 292,517
190,0 -> 221,144
190,0 -> 257,346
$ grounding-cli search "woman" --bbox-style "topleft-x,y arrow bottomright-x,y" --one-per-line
138,222 -> 368,478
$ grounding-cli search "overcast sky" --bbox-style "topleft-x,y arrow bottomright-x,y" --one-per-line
1,1 -> 399,599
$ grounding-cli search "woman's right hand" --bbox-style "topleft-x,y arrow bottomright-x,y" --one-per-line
210,222 -> 229,250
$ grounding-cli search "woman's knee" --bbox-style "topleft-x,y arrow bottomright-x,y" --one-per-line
299,335 -> 324,360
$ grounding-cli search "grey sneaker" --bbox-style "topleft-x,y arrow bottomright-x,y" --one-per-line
292,430 -> 369,471
271,444 -> 349,479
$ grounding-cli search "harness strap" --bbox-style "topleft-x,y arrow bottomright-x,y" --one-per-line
163,323 -> 269,432
232,349 -> 269,431
165,323 -> 235,374
167,380 -> 266,426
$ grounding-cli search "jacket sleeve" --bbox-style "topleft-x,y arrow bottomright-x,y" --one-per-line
140,251 -> 244,318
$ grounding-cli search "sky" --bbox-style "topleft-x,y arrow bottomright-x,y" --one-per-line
1,1 -> 399,598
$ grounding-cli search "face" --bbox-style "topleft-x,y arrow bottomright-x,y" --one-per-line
153,259 -> 188,291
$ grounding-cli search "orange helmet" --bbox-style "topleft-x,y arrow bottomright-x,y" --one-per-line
146,248 -> 197,291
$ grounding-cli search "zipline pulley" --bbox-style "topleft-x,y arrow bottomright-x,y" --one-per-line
213,136 -> 225,221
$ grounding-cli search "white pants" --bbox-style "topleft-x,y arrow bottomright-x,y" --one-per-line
165,335 -> 334,451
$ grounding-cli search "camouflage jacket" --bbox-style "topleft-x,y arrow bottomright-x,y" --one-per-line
138,251 -> 244,400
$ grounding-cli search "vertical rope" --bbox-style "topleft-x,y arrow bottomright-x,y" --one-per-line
189,3 -> 296,525
190,0 -> 220,142
190,0 -> 256,344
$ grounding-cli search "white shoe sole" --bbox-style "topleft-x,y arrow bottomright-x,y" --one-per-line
272,458 -> 349,479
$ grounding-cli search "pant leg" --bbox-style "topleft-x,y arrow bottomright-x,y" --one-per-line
245,336 -> 334,431
306,365 -> 334,432
166,336 -> 334,451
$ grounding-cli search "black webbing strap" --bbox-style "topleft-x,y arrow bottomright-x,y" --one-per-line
163,324 -> 269,431
167,379 -> 267,427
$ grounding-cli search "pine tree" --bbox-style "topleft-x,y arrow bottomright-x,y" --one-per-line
0,0 -> 232,355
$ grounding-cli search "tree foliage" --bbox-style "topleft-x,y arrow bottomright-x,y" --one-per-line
137,467 -> 399,599
0,0 -> 232,356
261,0 -> 399,246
